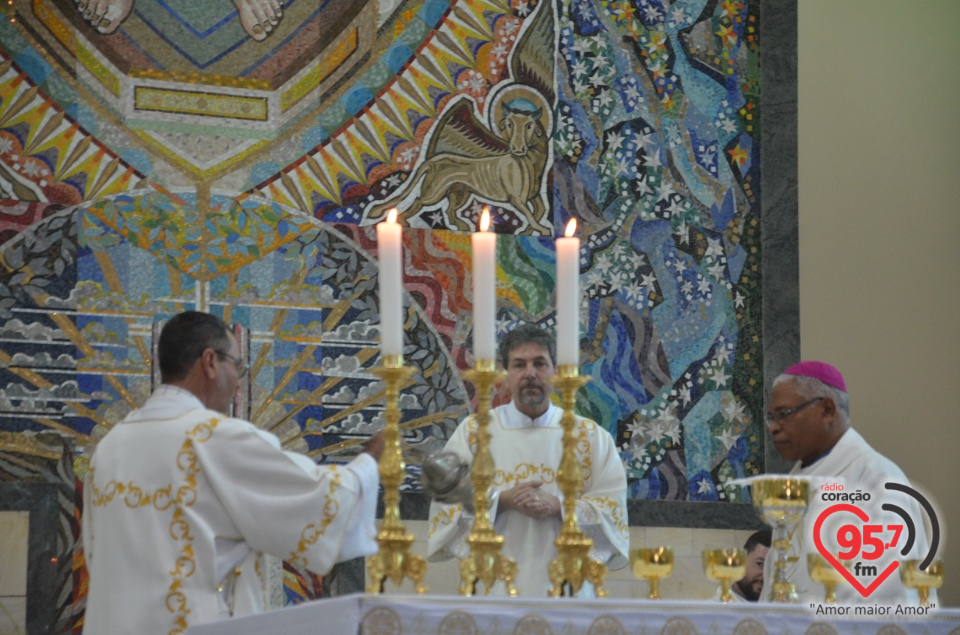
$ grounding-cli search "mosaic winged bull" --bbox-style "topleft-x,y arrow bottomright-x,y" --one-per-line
367,96 -> 551,235
366,0 -> 556,234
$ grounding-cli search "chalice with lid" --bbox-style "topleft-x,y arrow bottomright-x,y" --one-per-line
751,476 -> 810,602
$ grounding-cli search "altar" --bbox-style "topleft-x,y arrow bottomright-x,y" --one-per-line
186,594 -> 960,635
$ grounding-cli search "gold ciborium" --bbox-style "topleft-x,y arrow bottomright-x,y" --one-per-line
751,477 -> 810,602
901,559 -> 944,607
631,547 -> 674,600
807,553 -> 851,604
703,548 -> 747,603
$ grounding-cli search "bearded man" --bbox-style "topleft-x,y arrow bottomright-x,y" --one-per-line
426,323 -> 629,596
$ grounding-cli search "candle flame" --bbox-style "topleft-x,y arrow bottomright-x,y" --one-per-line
387,208 -> 398,224
564,218 -> 577,237
480,207 -> 491,232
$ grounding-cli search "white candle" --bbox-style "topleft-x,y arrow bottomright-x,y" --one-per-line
472,208 -> 497,362
555,219 -> 580,366
377,209 -> 404,356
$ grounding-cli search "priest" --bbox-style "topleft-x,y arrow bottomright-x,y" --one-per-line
762,361 -> 934,605
82,311 -> 384,634
426,323 -> 629,596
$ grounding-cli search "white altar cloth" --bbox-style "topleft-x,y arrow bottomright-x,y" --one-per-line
186,593 -> 960,635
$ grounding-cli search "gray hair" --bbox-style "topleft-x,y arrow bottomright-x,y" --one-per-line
772,373 -> 850,425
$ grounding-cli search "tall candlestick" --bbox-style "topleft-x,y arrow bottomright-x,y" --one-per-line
555,219 -> 580,366
377,209 -> 404,356
472,208 -> 497,362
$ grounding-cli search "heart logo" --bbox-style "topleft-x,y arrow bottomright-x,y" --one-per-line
813,503 -> 899,597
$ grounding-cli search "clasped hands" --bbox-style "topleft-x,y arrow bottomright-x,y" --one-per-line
499,481 -> 560,520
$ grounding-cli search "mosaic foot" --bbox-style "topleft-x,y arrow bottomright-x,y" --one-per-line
232,0 -> 283,42
77,0 -> 134,35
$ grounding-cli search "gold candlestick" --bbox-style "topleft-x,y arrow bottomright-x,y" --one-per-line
458,359 -> 519,596
366,354 -> 428,594
547,365 -> 608,597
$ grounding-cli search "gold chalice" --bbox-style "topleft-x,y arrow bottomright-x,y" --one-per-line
751,476 -> 810,602
631,547 -> 674,600
703,548 -> 747,603
900,559 -> 944,607
807,553 -> 851,604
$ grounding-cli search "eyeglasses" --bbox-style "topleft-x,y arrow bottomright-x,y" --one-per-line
764,397 -> 823,428
216,351 -> 248,378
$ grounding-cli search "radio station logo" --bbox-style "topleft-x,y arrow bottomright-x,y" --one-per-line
813,482 -> 940,599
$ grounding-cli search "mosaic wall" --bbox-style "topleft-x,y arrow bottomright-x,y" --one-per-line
0,0 -> 766,629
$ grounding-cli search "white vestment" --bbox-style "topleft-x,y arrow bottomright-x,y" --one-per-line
712,584 -> 749,603
426,401 -> 629,597
761,427 -> 933,606
82,386 -> 379,635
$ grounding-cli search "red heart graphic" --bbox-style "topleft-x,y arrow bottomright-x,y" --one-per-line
813,503 -> 899,597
